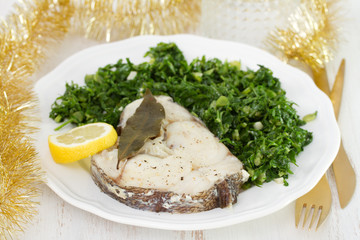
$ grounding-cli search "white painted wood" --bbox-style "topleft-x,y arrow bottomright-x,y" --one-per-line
2,0 -> 360,239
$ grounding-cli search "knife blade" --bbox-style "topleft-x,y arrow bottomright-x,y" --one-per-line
332,141 -> 355,208
329,59 -> 356,208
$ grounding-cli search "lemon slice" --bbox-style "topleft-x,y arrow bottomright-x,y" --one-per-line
48,122 -> 118,164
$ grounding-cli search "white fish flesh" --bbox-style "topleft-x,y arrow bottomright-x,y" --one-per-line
91,96 -> 249,213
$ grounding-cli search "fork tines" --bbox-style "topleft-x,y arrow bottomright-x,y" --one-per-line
295,175 -> 332,231
296,204 -> 323,230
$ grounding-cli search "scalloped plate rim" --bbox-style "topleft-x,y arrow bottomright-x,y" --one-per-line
34,34 -> 340,230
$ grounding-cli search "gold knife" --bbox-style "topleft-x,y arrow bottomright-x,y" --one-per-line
312,60 -> 356,208
330,59 -> 356,208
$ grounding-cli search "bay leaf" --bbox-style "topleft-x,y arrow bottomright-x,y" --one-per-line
117,89 -> 165,169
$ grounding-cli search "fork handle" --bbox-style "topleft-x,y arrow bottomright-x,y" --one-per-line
312,67 -> 330,96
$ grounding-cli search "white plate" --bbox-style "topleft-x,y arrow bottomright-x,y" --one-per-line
34,34 -> 340,230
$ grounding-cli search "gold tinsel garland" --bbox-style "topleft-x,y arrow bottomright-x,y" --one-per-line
267,0 -> 341,72
0,0 -> 199,238
73,0 -> 200,41
1,1 -> 71,238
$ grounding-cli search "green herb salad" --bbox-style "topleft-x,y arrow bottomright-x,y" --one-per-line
50,42 -> 313,188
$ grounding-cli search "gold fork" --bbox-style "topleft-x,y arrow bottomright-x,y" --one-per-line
295,67 -> 333,230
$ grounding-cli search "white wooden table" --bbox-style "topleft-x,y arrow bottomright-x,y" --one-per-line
2,1 -> 360,239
